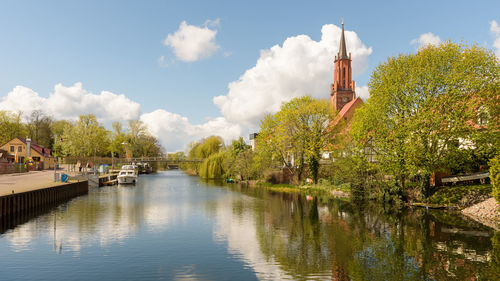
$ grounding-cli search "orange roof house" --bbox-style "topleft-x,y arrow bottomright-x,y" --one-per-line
0,137 -> 54,169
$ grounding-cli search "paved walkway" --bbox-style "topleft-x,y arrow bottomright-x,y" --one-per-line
0,170 -> 66,196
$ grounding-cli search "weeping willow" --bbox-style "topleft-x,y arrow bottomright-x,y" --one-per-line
199,151 -> 227,179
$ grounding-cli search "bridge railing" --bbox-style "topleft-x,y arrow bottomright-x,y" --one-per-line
124,157 -> 203,163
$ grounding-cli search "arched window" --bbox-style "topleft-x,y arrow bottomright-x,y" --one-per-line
343,67 -> 346,88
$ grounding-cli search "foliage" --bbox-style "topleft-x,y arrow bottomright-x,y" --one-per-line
26,110 -> 53,148
185,136 -> 224,175
428,184 -> 492,205
256,96 -> 335,184
225,142 -> 258,180
61,114 -> 109,157
490,155 -> 500,203
0,110 -> 27,145
126,120 -> 162,157
350,42 -> 500,198
199,151 -> 227,179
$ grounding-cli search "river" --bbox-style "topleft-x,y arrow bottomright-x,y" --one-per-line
0,170 -> 498,280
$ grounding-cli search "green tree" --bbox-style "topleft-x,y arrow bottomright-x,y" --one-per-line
257,96 -> 335,184
351,42 -> 499,197
490,155 -> 500,203
61,114 -> 109,157
126,120 -> 162,157
0,110 -> 27,145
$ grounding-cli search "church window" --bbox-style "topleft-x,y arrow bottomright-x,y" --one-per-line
343,68 -> 346,88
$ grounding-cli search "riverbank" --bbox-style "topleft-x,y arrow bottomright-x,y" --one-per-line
243,179 -> 499,230
462,198 -> 500,231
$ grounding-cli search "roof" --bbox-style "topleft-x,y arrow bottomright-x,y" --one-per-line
338,21 -> 348,59
330,97 -> 364,127
0,149 -> 14,159
16,137 -> 53,158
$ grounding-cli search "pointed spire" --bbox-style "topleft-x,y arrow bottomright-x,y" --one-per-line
339,19 -> 348,59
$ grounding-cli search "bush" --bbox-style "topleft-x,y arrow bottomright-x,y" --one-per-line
428,184 -> 492,205
490,155 -> 500,203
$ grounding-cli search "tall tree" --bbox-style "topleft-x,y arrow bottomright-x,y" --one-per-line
26,110 -> 53,148
61,114 -> 109,157
257,96 -> 335,184
126,120 -> 162,157
351,42 -> 500,197
0,110 -> 27,145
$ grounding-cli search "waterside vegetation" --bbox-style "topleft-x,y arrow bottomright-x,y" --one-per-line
184,42 -> 500,209
0,111 -> 162,162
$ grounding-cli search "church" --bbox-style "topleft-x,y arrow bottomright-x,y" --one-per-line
329,21 -> 364,127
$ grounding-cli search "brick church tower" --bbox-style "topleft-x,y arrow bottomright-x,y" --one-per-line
330,21 -> 356,112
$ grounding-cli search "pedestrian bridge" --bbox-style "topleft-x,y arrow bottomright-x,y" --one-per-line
125,157 -> 203,163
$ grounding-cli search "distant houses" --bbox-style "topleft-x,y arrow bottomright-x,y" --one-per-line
0,137 -> 54,171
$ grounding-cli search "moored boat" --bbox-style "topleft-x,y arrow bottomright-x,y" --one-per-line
117,165 -> 138,184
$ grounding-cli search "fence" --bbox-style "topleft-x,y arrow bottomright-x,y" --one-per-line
0,162 -> 27,174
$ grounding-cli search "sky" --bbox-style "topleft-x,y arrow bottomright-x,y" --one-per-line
0,0 -> 499,151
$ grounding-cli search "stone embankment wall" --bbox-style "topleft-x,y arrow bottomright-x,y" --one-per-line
0,181 -> 88,218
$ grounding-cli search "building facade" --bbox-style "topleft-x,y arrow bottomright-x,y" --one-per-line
0,137 -> 54,170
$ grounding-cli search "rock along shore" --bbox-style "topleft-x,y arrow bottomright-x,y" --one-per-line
461,197 -> 500,231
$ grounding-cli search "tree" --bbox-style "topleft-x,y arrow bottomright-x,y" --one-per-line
26,110 -> 53,148
126,120 -> 162,157
490,155 -> 500,203
257,96 -> 335,184
61,114 -> 109,157
0,110 -> 27,145
351,42 -> 500,197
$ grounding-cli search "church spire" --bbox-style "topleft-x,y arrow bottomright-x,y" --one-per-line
339,20 -> 348,59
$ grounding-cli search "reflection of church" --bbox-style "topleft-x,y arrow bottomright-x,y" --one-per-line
330,21 -> 363,125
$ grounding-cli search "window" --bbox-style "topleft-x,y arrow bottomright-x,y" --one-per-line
343,68 -> 346,88
18,146 -> 22,152
10,146 -> 14,152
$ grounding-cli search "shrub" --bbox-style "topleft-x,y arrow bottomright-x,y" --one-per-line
490,155 -> 500,203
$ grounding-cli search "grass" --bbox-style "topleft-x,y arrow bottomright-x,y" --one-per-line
428,184 -> 492,205
255,181 -> 350,198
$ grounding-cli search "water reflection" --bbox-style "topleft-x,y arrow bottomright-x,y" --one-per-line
211,182 -> 498,280
0,171 -> 497,281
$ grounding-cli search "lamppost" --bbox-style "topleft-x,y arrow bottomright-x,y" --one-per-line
53,135 -> 58,182
121,142 -> 129,163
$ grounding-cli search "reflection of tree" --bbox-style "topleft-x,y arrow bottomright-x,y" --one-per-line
239,183 -> 497,280
254,193 -> 332,279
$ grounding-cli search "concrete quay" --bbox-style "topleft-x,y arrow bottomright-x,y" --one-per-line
0,170 -> 89,219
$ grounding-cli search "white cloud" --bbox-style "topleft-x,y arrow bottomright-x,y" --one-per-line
356,85 -> 370,100
0,82 -> 141,122
140,109 -> 242,151
410,32 -> 441,49
157,55 -> 168,67
164,20 -> 220,62
490,20 -> 500,58
213,24 -> 372,128
0,83 -> 242,151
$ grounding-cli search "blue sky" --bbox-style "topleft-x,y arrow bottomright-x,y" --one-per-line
1,0 -> 499,150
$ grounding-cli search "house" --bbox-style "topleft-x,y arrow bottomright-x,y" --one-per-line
0,137 -> 54,170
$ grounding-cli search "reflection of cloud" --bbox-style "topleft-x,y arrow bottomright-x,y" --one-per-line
3,185 -> 178,254
212,193 -> 294,280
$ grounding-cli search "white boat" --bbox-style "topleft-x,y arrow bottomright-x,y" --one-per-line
117,165 -> 138,184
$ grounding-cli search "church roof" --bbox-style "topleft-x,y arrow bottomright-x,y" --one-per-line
331,97 -> 364,127
339,21 -> 348,59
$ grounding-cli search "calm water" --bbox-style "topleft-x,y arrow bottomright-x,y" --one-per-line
0,171 -> 498,280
